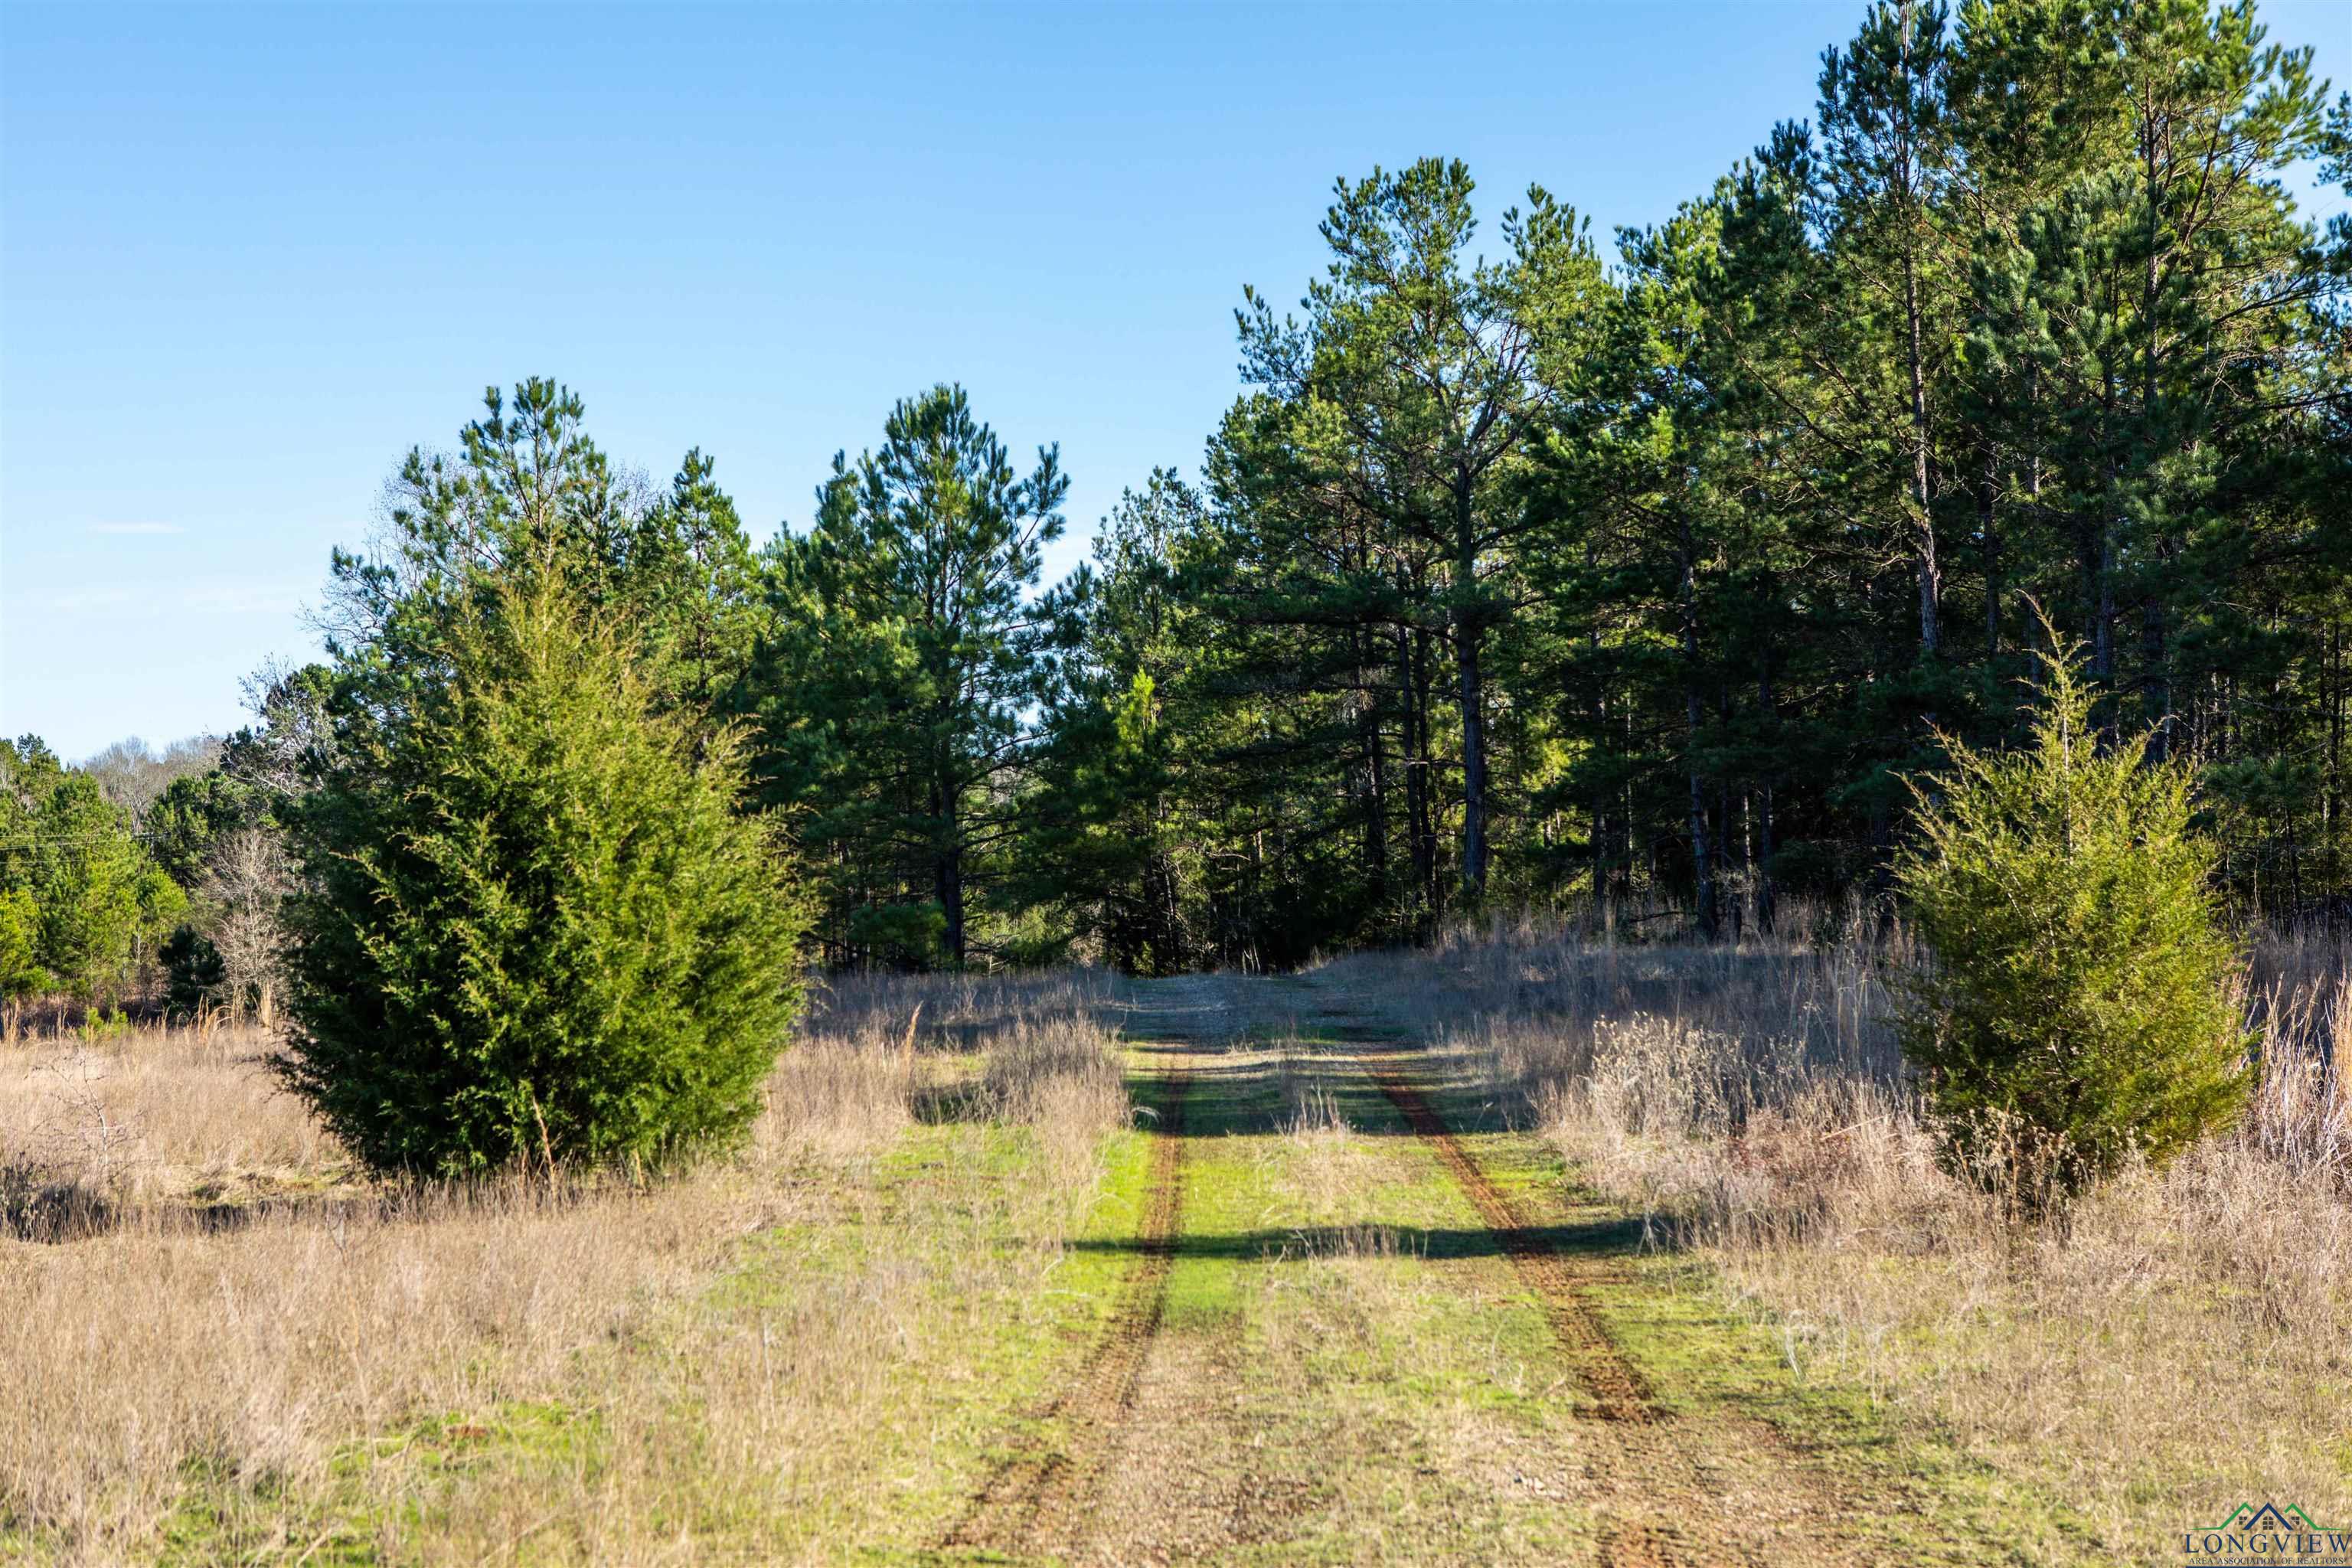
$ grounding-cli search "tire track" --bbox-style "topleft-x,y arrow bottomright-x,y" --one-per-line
941,1067 -> 1193,1559
1367,1064 -> 1753,1568
1369,1068 -> 1659,1423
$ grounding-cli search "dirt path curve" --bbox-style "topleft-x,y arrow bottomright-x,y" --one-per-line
938,977 -> 1233,1560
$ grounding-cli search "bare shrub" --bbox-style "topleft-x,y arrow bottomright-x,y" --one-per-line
808,965 -> 1118,1050
2240,931 -> 2352,1189
1281,1059 -> 1350,1138
0,1021 -> 332,1216
196,826 -> 291,1027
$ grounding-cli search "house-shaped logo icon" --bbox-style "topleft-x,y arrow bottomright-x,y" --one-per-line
2206,1502 -> 2334,1533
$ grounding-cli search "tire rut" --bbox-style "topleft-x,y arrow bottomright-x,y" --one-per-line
941,1067 -> 1193,1560
1367,1064 -> 1757,1568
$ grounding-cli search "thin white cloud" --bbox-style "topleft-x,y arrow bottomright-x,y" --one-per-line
89,522 -> 185,536
180,581 -> 309,616
54,586 -> 138,612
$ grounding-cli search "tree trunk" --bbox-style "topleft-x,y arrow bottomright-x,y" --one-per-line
2095,368 -> 2119,685
2139,125 -> 2168,760
1756,663 -> 1778,933
1400,623 -> 1436,927
1589,689 -> 1613,907
2330,620 -> 2344,916
1586,533 -> 1614,909
1687,691 -> 1715,940
1893,5 -> 1940,663
933,777 -> 964,965
1455,484 -> 1488,901
1680,527 -> 1716,939
1718,686 -> 1739,941
1458,622 -> 1488,901
1904,243 -> 1940,658
1357,632 -> 1388,903
1980,440 -> 2001,660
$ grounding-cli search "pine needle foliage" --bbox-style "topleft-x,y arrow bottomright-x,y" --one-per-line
1894,623 -> 2253,1206
277,582 -> 805,1177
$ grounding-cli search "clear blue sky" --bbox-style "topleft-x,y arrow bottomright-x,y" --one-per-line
5,2 -> 2346,761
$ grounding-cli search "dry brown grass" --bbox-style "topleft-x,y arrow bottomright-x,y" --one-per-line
0,1016 -> 337,1219
1315,920 -> 2352,1561
0,969 -> 1135,1563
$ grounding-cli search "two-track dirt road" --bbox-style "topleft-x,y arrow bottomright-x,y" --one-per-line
932,971 -> 2026,1566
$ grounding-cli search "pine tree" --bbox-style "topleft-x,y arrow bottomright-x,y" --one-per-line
1019,471 -> 1207,972
755,384 -> 1065,968
627,448 -> 766,717
1818,0 -> 1960,664
326,380 -> 763,730
1233,160 -> 1602,906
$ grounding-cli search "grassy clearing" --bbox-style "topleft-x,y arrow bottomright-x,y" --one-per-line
1070,990 -> 2053,1565
12,938 -> 2337,1563
0,972 -> 1140,1564
1447,1122 -> 2085,1565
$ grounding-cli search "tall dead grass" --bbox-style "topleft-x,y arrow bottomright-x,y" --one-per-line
0,968 -> 1134,1563
1317,919 -> 2352,1560
0,1016 -> 339,1243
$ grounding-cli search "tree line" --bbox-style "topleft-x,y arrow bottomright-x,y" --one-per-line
0,694 -> 315,1014
7,0 -> 2349,1011
1001,0 -> 2348,968
1061,0 -> 2349,965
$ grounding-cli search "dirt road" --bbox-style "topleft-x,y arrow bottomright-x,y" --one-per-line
934,970 -> 2017,1566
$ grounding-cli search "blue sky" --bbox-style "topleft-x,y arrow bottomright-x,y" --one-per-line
5,2 -> 2347,760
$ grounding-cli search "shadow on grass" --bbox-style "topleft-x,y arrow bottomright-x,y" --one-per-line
1060,1214 -> 1661,1263
1113,1034 -> 1510,1140
5,1172 -> 613,1245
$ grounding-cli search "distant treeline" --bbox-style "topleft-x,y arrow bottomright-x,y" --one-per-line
10,0 -> 2350,988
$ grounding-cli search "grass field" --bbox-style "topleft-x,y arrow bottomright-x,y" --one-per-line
3,933 -> 2347,1564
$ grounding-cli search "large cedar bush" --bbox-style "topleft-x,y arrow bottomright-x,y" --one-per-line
277,586 -> 805,1176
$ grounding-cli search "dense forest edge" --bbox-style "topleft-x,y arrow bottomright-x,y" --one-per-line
6,0 -> 2350,1011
